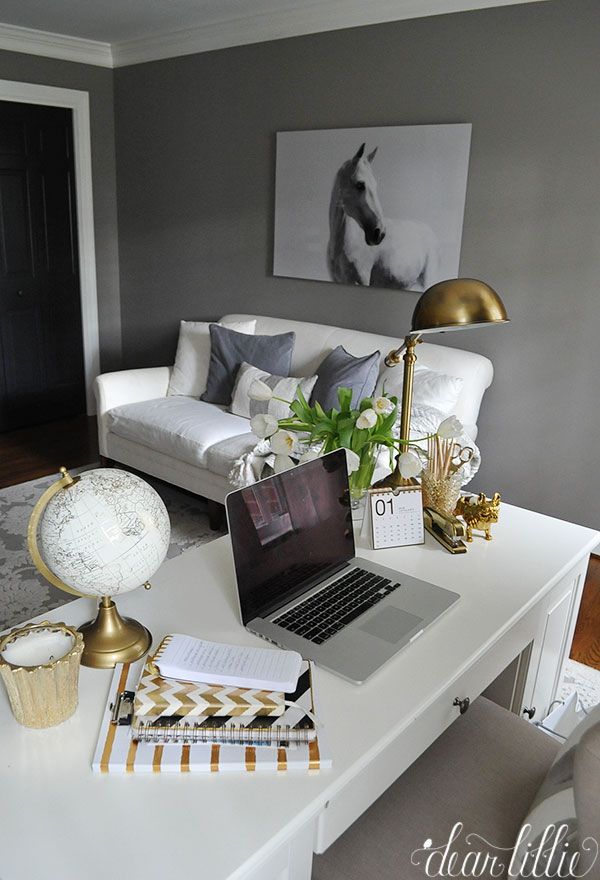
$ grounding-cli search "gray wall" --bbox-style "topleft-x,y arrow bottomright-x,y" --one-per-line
114,0 -> 600,530
0,50 -> 121,371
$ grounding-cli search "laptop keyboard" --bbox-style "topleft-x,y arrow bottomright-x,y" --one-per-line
272,568 -> 401,645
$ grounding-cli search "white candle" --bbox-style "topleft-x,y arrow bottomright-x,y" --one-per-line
1,628 -> 75,667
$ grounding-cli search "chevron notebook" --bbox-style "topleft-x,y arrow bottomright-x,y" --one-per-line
92,660 -> 332,773
131,659 -> 316,743
134,657 -> 286,719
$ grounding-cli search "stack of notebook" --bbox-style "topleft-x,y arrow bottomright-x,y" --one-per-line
92,636 -> 332,774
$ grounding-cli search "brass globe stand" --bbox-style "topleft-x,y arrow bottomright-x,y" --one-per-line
78,595 -> 152,669
27,466 -> 153,669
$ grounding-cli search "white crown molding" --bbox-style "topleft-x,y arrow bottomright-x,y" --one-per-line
0,21 -> 112,67
111,0 -> 549,67
0,0 -> 547,69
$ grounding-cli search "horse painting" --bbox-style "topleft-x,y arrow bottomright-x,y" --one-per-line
327,143 -> 439,290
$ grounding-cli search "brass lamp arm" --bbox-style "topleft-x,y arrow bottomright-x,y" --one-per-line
384,332 -> 422,368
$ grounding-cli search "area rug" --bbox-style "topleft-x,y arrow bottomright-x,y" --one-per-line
0,466 -> 226,632
559,657 -> 600,710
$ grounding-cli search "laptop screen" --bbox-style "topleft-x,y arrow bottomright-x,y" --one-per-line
226,450 -> 355,624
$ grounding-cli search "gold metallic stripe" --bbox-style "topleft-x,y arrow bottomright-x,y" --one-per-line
152,745 -> 164,773
180,744 -> 191,772
100,663 -> 130,773
245,747 -> 256,772
210,744 -> 220,772
125,737 -> 138,773
308,738 -> 320,770
277,748 -> 287,771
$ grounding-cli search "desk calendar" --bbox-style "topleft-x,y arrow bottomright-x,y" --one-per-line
368,486 -> 424,549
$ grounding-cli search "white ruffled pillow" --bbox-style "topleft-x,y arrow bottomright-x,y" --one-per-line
375,363 -> 463,416
168,319 -> 256,398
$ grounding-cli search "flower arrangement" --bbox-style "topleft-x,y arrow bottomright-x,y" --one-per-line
247,381 -> 473,505
248,381 -> 421,500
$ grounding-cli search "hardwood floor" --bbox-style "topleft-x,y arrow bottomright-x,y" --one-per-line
570,554 -> 600,671
0,414 -> 98,489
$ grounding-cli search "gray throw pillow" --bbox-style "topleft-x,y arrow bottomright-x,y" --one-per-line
311,346 -> 380,411
201,324 -> 296,405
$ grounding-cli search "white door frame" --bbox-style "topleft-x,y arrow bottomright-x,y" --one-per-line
0,79 -> 100,415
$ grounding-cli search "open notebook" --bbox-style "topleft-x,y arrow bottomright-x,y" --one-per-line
92,659 -> 332,773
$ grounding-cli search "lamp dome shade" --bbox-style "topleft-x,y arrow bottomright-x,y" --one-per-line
411,278 -> 509,334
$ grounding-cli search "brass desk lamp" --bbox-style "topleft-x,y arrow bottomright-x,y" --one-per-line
377,277 -> 509,493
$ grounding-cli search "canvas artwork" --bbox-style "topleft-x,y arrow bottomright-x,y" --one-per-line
273,124 -> 472,293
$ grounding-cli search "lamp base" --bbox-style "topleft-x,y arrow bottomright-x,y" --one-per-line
78,598 -> 152,669
372,467 -> 419,491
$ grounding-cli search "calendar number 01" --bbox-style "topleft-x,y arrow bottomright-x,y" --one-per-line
375,498 -> 394,516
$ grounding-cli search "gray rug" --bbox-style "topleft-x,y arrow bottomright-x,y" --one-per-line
559,658 -> 600,710
0,466 -> 226,632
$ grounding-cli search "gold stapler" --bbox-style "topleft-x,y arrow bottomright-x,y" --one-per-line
423,507 -> 468,554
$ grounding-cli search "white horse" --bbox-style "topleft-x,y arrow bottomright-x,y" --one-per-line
327,143 -> 439,290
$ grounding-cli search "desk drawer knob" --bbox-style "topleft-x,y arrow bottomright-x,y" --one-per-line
522,706 -> 536,720
453,696 -> 470,715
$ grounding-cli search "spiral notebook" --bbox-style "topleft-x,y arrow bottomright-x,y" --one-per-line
92,659 -> 332,773
131,656 -> 316,744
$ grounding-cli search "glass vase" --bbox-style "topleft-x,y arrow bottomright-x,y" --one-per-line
348,446 -> 377,509
420,469 -> 463,517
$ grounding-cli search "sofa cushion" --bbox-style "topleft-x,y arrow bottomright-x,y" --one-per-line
375,363 -> 464,416
201,325 -> 296,405
204,433 -> 260,479
230,362 -> 318,420
310,345 -> 380,411
107,397 -> 252,469
167,319 -> 256,398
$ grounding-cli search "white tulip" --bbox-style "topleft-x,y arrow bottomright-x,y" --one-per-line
373,396 -> 394,416
437,415 -> 463,439
273,454 -> 295,474
270,429 -> 295,456
250,413 -> 279,439
398,451 -> 422,479
248,379 -> 273,401
356,408 -> 377,429
298,449 -> 321,465
345,448 -> 361,474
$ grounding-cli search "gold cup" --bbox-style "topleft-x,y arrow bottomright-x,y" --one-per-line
0,622 -> 84,728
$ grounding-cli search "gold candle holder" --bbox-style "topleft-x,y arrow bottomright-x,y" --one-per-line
0,622 -> 84,728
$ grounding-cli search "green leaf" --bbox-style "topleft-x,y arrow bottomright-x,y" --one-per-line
359,397 -> 373,412
336,387 -> 353,413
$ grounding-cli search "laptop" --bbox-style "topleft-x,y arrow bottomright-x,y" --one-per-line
225,449 -> 459,684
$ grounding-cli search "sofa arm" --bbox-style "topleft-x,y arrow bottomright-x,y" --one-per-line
94,366 -> 172,456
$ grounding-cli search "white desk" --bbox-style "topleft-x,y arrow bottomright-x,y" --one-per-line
0,503 -> 597,880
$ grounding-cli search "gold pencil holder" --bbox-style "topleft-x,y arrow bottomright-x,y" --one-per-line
421,470 -> 463,518
0,622 -> 84,728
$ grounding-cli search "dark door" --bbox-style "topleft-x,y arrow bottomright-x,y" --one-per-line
0,101 -> 85,432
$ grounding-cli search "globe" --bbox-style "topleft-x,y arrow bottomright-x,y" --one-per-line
38,468 -> 170,598
28,467 -> 171,668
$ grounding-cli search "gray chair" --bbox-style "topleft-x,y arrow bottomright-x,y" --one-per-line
313,696 -> 600,880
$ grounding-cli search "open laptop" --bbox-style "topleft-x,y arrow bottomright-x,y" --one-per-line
226,449 -> 459,684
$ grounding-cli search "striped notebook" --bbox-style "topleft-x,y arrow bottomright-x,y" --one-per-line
92,659 -> 332,773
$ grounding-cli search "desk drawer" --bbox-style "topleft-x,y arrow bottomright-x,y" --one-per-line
315,605 -> 539,853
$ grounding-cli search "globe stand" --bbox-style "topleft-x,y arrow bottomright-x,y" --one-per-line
78,597 -> 152,669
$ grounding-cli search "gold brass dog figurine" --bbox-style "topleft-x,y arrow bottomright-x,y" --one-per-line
455,492 -> 501,542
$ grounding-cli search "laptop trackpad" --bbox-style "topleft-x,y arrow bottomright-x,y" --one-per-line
359,607 -> 423,644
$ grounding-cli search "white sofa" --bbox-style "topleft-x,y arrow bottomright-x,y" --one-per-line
95,314 -> 493,522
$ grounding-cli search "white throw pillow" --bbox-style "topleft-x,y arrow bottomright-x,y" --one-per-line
168,319 -> 256,398
375,364 -> 464,416
230,362 -> 318,421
